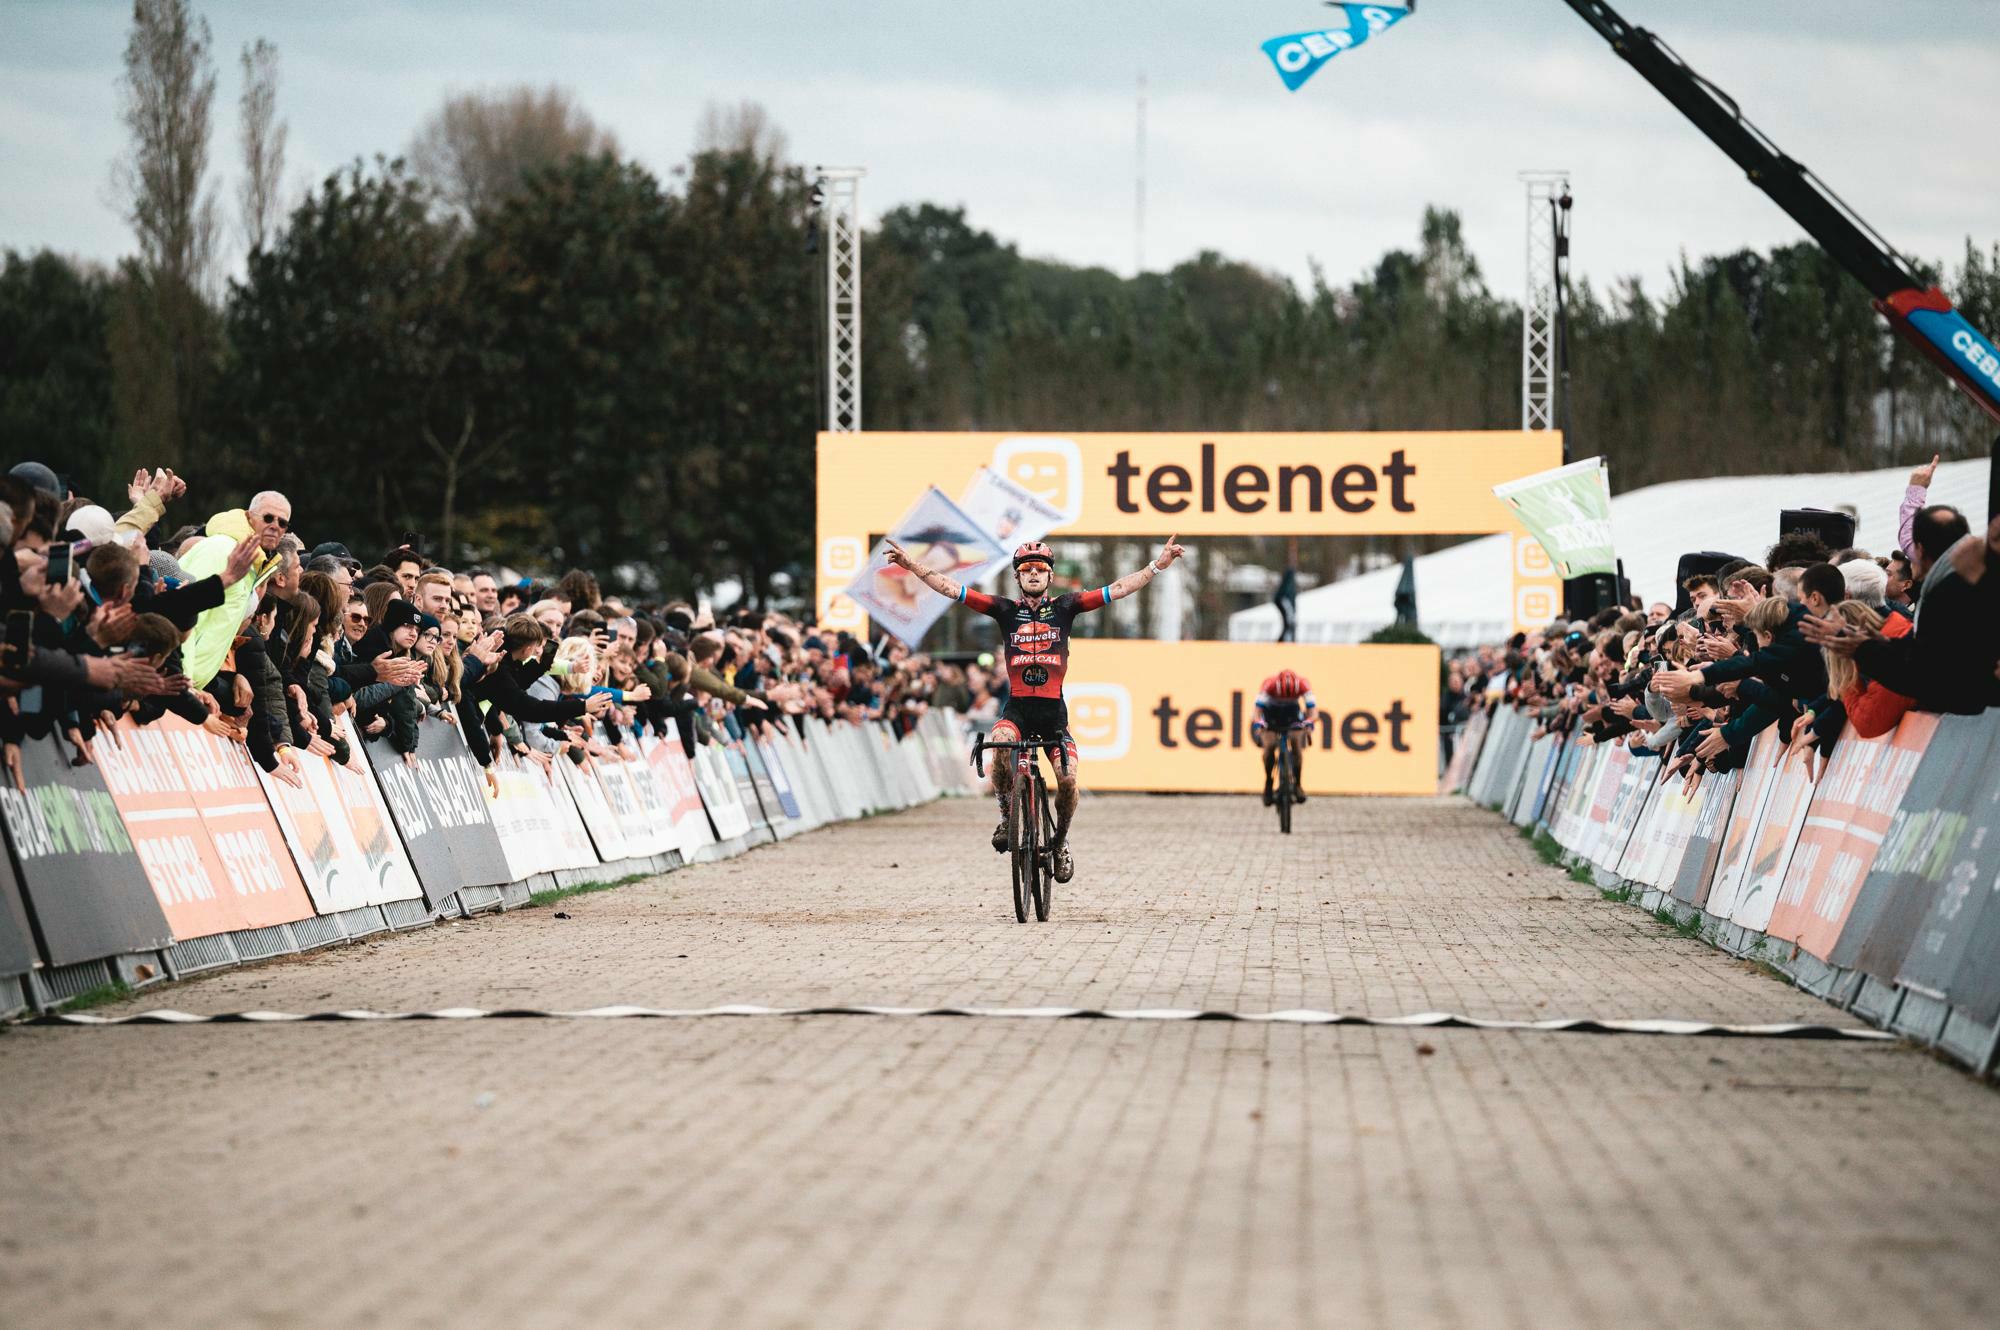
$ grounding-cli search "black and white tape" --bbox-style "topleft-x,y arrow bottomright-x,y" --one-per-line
31,1003 -> 1897,1040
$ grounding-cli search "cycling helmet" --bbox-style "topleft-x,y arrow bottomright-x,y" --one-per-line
1271,669 -> 1306,700
1012,541 -> 1055,571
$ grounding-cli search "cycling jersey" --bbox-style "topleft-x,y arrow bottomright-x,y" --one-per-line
1254,674 -> 1318,732
960,586 -> 1109,701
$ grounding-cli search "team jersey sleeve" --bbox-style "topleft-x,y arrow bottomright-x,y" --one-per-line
959,586 -> 1012,623
1065,587 -> 1111,614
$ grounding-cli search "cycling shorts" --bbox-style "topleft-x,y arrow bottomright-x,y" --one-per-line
993,697 -> 1079,773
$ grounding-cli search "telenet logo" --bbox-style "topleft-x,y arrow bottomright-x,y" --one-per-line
819,588 -> 865,630
1066,683 -> 1131,760
992,436 -> 1083,522
821,535 -> 865,578
1516,586 -> 1559,624
1513,533 -> 1553,577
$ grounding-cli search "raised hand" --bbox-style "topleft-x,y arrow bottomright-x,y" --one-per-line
221,532 -> 260,587
1910,453 -> 1940,488
1800,613 -> 1872,657
882,539 -> 914,572
468,629 -> 505,666
1154,534 -> 1186,570
1694,728 -> 1729,763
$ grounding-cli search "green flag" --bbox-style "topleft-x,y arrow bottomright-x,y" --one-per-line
1493,457 -> 1616,578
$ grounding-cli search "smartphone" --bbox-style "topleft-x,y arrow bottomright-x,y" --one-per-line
44,541 -> 75,585
1,609 -> 34,675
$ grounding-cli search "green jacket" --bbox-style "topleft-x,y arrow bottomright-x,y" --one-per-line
178,509 -> 275,688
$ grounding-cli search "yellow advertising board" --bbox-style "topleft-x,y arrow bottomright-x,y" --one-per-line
1049,640 -> 1438,796
815,430 -> 1563,631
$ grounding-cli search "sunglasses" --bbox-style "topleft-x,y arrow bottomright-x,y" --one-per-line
257,512 -> 290,529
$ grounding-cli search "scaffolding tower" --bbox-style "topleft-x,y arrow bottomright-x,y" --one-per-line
1520,171 -> 1569,433
817,166 -> 865,433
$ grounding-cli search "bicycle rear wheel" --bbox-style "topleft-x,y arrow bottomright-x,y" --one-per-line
1032,775 -> 1055,922
1011,776 -> 1035,923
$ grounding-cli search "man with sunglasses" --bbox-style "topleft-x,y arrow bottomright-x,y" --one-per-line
175,490 -> 295,688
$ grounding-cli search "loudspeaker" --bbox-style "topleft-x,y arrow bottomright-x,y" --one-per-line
1780,507 -> 1858,555
1563,573 -> 1619,622
1672,550 -> 1738,616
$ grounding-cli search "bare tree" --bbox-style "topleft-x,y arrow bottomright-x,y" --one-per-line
694,99 -> 789,163
406,84 -> 619,217
113,0 -> 219,295
237,37 -> 286,254
109,0 -> 220,472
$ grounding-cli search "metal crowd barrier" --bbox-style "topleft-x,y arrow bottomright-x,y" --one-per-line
0,709 -> 979,1019
1448,701 -> 2000,1078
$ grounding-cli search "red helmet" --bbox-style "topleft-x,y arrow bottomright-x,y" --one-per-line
1270,669 -> 1307,700
1012,541 -> 1055,571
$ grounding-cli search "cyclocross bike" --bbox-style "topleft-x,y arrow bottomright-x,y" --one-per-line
1272,728 -> 1298,835
971,734 -> 1064,922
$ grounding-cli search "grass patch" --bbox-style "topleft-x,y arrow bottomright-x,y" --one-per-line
527,873 -> 650,909
1651,904 -> 1704,939
60,980 -> 131,1013
1527,829 -> 1566,867
1598,882 -> 1633,902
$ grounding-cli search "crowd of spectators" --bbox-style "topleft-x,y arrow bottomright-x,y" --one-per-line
1447,456 -> 2000,790
0,459 -> 977,793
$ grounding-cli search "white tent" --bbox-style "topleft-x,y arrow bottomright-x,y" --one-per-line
1229,459 -> 1991,648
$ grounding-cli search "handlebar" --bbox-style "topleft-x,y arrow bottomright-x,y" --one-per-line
970,733 -> 1068,779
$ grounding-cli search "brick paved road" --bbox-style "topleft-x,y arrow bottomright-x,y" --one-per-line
4,795 -> 1996,1329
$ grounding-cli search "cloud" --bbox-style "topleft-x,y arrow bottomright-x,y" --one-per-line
2,0 -> 1993,309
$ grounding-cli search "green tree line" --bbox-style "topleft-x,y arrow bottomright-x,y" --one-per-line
3,5 -> 1994,609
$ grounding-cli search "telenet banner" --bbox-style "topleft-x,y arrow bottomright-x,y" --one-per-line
1050,640 -> 1438,796
815,430 -> 1563,630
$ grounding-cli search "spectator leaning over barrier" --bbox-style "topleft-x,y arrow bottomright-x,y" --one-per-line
1806,505 -> 1999,715
466,614 -> 613,767
178,490 -> 291,689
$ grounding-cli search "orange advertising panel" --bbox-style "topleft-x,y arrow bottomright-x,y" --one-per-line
1766,714 -> 1938,957
92,718 -> 314,940
814,430 -> 1563,630
1044,640 -> 1437,795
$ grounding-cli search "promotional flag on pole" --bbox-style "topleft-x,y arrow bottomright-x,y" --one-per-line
1492,457 -> 1617,578
1262,4 -> 1413,93
957,465 -> 1066,550
957,465 -> 1067,587
841,487 -> 1008,647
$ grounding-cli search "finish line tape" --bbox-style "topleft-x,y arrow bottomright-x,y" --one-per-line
30,1004 -> 1896,1040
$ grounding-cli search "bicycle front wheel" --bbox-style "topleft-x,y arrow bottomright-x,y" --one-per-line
1011,777 -> 1035,923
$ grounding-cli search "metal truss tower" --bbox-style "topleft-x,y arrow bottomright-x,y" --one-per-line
1520,171 -> 1569,433
816,167 -> 865,433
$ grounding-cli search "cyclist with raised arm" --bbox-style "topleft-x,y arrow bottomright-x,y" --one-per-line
883,534 -> 1185,882
1254,669 -> 1317,805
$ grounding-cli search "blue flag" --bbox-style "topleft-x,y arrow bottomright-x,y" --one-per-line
1262,4 -> 1412,92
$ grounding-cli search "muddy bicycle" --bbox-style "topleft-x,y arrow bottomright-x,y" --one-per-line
971,733 -> 1067,922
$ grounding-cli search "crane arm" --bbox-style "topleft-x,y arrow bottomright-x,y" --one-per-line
1563,0 -> 2000,426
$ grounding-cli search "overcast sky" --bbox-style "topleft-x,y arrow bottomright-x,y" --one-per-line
4,0 -> 1995,304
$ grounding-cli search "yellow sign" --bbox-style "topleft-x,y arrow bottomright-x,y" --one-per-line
1041,640 -> 1438,796
815,431 -> 1563,630
1510,525 -> 1564,633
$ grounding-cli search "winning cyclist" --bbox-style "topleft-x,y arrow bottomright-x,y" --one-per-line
1254,669 -> 1317,805
883,534 -> 1185,882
